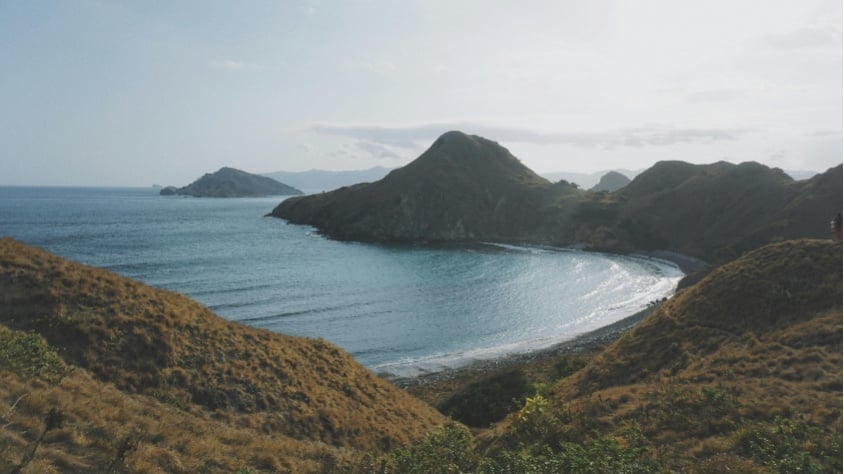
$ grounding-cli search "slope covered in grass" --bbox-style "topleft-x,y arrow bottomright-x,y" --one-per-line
475,239 -> 842,472
0,238 -> 446,469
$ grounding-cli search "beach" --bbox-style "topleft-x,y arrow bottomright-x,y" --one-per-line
387,250 -> 707,390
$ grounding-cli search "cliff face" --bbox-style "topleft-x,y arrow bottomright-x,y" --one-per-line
272,131 -> 569,242
163,167 -> 303,197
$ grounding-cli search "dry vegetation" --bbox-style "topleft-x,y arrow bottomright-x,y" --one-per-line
1,237 -> 841,473
0,237 -> 446,472
474,239 -> 842,472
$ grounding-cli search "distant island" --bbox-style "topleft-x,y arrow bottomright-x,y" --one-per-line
271,130 -> 843,263
161,167 -> 303,197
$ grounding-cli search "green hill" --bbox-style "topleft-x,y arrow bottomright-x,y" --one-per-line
271,131 -> 575,242
269,132 -> 842,263
162,167 -> 302,197
589,170 -> 631,192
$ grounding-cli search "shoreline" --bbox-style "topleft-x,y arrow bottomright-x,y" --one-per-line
387,306 -> 655,388
385,250 -> 707,389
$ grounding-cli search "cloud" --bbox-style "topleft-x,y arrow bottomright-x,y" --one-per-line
310,122 -> 751,150
210,59 -> 261,71
761,25 -> 843,51
686,89 -> 746,103
352,140 -> 403,161
807,130 -> 843,138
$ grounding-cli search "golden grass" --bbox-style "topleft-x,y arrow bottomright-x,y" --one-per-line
0,237 -> 448,471
477,239 -> 843,471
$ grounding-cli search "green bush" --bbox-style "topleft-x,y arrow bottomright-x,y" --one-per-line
388,423 -> 477,474
733,416 -> 842,474
438,369 -> 530,427
0,327 -> 69,382
480,431 -> 661,474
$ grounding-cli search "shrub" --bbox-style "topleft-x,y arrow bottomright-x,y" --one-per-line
732,416 -> 842,474
388,423 -> 477,473
481,430 -> 661,474
0,328 -> 69,383
438,370 -> 530,427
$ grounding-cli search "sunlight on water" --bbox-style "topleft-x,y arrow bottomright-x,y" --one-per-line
0,186 -> 683,377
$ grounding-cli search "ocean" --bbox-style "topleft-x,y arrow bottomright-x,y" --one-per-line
0,186 -> 683,377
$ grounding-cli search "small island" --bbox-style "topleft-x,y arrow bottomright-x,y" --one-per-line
161,166 -> 303,198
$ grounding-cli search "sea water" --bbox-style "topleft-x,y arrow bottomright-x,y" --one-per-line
0,186 -> 683,377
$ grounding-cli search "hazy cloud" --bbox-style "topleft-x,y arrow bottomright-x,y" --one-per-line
211,59 -> 261,71
352,140 -> 403,161
807,130 -> 843,138
762,25 -> 843,51
686,89 -> 746,103
311,122 -> 751,150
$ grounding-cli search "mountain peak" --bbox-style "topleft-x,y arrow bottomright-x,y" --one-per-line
271,132 -> 556,241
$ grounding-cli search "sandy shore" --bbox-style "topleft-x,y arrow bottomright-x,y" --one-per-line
387,305 -> 655,388
386,250 -> 707,389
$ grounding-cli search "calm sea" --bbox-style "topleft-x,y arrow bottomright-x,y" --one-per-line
0,186 -> 683,377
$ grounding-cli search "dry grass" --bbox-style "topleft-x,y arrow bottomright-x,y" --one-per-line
3,236 -> 841,472
477,239 -> 842,472
0,237 -> 448,471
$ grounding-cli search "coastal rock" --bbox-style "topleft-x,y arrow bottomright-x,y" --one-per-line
162,166 -> 303,197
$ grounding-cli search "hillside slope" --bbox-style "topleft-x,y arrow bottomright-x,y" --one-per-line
0,238 -> 446,456
479,239 -> 842,472
616,161 -> 841,259
162,167 -> 302,197
271,131 -> 576,242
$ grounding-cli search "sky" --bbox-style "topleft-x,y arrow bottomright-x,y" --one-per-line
1,0 -> 842,186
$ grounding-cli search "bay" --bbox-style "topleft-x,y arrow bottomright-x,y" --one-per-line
0,186 -> 683,377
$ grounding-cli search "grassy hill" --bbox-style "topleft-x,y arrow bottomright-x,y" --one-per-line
271,131 -> 576,242
1,238 -> 840,472
270,131 -> 842,264
0,238 -> 446,472
468,239 -> 842,472
610,161 -> 842,261
589,170 -> 631,192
